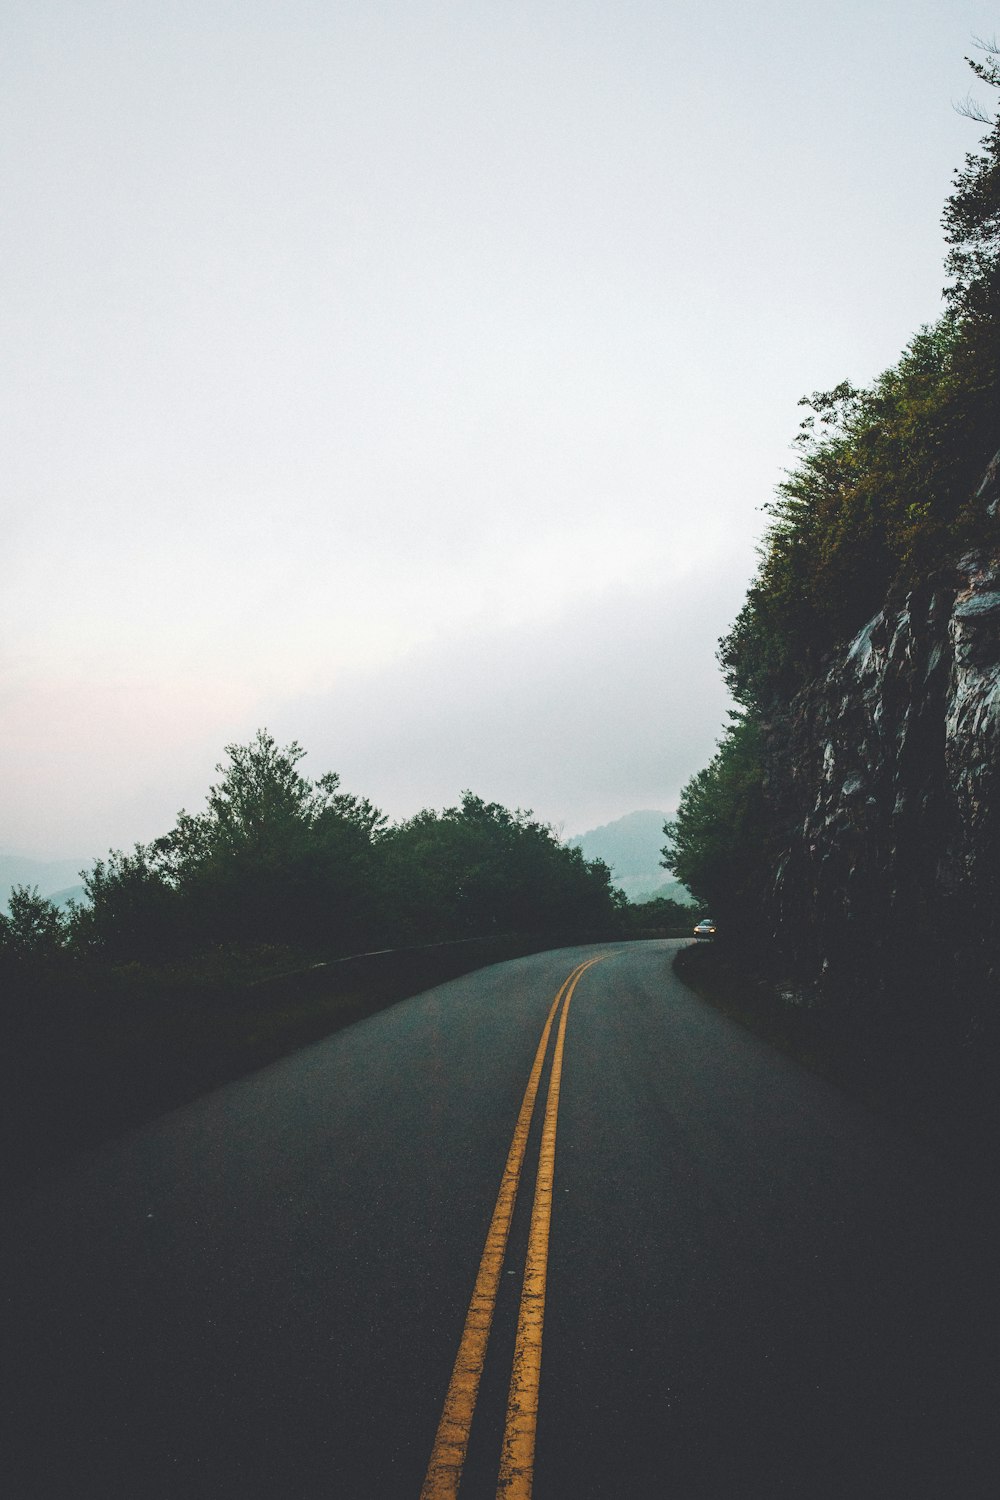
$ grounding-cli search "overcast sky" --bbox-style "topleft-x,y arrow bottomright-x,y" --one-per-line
2,0 -> 995,860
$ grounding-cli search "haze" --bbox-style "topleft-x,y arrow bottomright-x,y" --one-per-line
2,0 -> 992,861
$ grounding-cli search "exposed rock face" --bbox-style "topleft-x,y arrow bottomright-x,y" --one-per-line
767,542 -> 1000,1022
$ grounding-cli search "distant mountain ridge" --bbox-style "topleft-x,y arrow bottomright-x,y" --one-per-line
0,853 -> 88,913
566,810 -> 690,905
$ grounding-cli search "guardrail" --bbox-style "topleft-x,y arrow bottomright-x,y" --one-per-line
2,930 -> 622,1200
245,930 -> 602,1008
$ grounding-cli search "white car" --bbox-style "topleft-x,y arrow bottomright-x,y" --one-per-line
693,918 -> 716,939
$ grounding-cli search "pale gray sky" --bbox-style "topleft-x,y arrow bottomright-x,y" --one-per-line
2,0 -> 994,858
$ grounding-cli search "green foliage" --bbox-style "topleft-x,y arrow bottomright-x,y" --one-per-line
64,733 -> 621,968
661,717 -> 772,939
74,732 -> 389,960
679,43 -> 1000,978
162,733 -> 388,954
620,894 -> 696,935
720,52 -> 1000,712
382,793 -> 623,943
721,317 -> 997,709
943,43 -> 1000,319
0,886 -> 69,965
75,845 -> 183,961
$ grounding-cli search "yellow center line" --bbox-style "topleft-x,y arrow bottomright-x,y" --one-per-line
496,956 -> 606,1499
419,960 -> 598,1500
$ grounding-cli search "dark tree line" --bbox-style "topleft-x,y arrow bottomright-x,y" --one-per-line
1,730 -> 624,984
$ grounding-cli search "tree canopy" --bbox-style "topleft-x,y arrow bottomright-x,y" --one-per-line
5,731 -> 623,972
718,47 -> 1000,714
661,716 -> 772,940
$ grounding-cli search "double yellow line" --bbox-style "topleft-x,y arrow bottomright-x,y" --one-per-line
420,955 -> 609,1500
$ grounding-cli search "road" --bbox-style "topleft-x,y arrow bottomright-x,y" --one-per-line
2,940 -> 997,1497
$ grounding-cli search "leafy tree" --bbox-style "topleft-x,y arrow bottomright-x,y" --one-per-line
621,894 -> 697,935
77,732 -> 388,960
70,734 -> 620,965
156,731 -> 387,952
0,886 -> 68,964
944,40 -> 1000,318
661,717 -> 772,942
74,845 -> 182,961
720,318 -> 996,710
383,793 -> 622,943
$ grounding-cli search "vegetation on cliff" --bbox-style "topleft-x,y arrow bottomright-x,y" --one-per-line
665,45 -> 1000,924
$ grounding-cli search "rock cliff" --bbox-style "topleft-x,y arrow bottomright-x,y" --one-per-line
765,457 -> 1000,1053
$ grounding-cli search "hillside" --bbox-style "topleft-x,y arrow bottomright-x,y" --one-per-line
567,810 -> 690,904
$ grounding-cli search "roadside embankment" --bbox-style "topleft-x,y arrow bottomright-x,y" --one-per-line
674,940 -> 1000,1171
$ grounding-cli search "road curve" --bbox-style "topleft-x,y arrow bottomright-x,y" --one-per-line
2,940 -> 997,1497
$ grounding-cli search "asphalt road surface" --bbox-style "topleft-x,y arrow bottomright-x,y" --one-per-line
3,940 -> 997,1498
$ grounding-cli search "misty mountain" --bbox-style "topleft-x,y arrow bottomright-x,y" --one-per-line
567,811 -> 691,905
1,853 -> 87,914
46,884 -> 89,909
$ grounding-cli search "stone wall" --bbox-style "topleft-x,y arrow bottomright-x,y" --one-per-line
765,474 -> 1000,1029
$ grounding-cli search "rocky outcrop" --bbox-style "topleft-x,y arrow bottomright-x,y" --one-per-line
766,524 -> 1000,1030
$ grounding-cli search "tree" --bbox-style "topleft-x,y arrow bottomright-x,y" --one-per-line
161,731 -> 387,953
0,886 -> 68,964
383,793 -> 622,943
67,735 -> 622,963
78,732 -> 388,959
661,717 -> 772,941
75,845 -> 182,961
944,40 -> 1000,317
